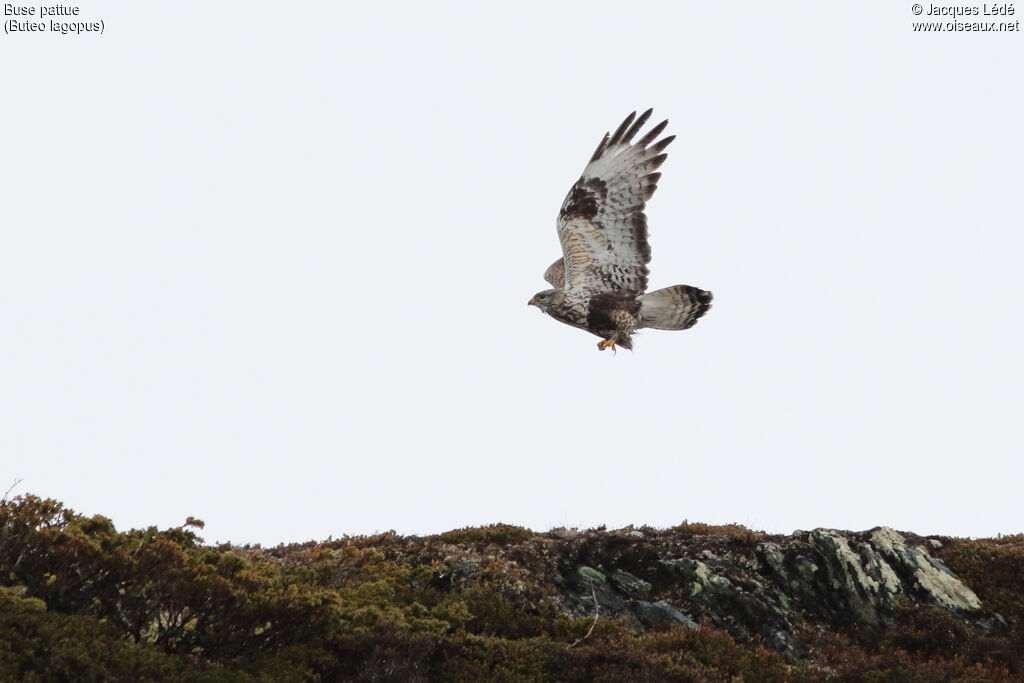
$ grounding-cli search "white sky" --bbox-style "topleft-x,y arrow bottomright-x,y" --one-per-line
2,2 -> 1022,545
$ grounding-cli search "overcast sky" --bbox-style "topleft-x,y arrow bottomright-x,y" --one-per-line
2,2 -> 1022,545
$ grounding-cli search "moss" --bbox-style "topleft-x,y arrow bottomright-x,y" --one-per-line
434,523 -> 534,546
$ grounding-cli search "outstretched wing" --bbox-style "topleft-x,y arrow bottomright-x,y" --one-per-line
555,109 -> 674,297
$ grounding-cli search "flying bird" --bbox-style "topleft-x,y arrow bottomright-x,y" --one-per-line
528,109 -> 712,352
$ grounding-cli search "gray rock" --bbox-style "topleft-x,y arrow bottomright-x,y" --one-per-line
869,526 -> 981,612
568,566 -> 624,613
608,569 -> 652,599
808,529 -> 899,626
551,525 -> 1001,658
634,600 -> 698,630
572,565 -> 607,586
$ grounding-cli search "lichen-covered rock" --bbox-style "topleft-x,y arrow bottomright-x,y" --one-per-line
555,524 -> 1001,660
869,526 -> 981,611
805,529 -> 900,625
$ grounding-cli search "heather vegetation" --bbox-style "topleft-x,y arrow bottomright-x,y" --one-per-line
1,494 -> 1022,681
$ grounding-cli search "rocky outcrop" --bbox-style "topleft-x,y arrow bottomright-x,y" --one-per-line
554,525 -> 1001,658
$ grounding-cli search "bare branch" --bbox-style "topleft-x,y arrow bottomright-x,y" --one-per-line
569,580 -> 600,649
2,478 -> 23,503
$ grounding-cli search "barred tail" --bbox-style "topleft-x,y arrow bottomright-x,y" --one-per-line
638,285 -> 712,330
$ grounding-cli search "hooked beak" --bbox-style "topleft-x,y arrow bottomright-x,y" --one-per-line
528,297 -> 538,307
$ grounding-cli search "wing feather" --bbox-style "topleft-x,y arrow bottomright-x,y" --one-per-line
608,111 -> 637,145
554,109 -> 673,297
543,258 -> 565,288
618,109 -> 652,145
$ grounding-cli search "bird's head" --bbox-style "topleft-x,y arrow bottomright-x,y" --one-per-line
528,289 -> 559,313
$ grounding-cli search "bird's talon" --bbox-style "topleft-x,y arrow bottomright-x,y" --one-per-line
598,339 -> 617,353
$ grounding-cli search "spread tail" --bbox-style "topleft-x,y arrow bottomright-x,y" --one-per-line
638,285 -> 712,330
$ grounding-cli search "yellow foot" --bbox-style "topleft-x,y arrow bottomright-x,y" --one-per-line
597,338 -> 617,353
